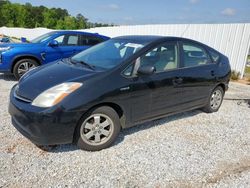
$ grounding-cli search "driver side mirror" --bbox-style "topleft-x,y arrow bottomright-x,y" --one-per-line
137,65 -> 156,75
49,40 -> 59,47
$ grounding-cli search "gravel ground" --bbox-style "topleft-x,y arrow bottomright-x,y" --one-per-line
0,73 -> 250,188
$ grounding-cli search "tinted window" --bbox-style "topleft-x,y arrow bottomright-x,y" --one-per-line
79,35 -> 103,46
183,43 -> 209,67
209,49 -> 220,63
54,34 -> 79,46
140,42 -> 178,73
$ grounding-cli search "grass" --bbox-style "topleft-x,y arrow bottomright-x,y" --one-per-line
231,70 -> 240,81
245,66 -> 250,74
243,66 -> 250,82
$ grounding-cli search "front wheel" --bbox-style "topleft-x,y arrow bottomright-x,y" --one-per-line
202,86 -> 224,113
13,59 -> 39,80
76,106 -> 121,151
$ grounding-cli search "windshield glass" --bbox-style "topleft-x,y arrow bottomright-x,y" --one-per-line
71,39 -> 147,69
31,32 -> 55,43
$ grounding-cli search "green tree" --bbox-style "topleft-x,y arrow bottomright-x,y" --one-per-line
43,9 -> 58,29
76,14 -> 88,29
0,1 -> 113,29
63,16 -> 78,30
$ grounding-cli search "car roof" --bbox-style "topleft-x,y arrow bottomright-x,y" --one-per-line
48,30 -> 109,38
113,35 -> 216,51
114,35 -> 204,43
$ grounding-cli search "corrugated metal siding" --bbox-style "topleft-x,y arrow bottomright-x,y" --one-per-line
83,23 -> 250,77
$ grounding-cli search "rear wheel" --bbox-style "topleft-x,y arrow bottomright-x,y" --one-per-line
202,86 -> 224,113
13,58 -> 39,80
76,106 -> 121,151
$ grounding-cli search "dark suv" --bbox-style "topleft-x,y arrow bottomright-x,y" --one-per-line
0,31 -> 109,79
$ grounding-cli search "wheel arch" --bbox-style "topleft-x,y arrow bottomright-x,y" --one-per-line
11,55 -> 41,73
215,83 -> 226,92
85,102 -> 125,127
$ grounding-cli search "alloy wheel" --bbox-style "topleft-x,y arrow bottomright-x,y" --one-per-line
17,62 -> 36,76
80,114 -> 114,146
210,89 -> 222,110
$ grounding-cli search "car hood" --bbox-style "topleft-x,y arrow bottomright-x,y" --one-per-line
17,60 -> 100,100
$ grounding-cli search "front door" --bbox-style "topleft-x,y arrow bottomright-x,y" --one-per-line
45,34 -> 79,63
128,41 -> 184,122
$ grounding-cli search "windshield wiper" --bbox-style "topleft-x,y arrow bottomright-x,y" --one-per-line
70,59 -> 95,70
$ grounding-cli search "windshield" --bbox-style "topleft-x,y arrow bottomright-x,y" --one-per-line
31,32 -> 55,43
71,38 -> 147,70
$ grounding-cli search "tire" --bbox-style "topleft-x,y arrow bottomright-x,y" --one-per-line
76,106 -> 121,151
202,86 -> 224,113
13,58 -> 39,80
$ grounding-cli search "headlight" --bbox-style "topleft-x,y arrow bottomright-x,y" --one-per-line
32,82 -> 82,108
0,46 -> 11,51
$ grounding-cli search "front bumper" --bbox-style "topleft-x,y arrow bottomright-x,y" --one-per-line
8,86 -> 82,145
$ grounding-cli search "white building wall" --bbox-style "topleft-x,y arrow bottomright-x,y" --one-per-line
1,23 -> 250,77
83,23 -> 250,77
0,26 -> 52,41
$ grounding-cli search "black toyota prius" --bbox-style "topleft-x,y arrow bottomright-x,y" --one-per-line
9,35 -> 231,151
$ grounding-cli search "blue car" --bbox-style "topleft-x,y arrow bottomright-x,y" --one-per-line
0,31 -> 110,79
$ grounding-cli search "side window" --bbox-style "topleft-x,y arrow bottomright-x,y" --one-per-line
54,35 -> 64,45
79,35 -> 103,46
208,49 -> 220,63
123,64 -> 134,77
67,35 -> 78,45
54,34 -> 79,46
182,43 -> 210,67
140,42 -> 178,73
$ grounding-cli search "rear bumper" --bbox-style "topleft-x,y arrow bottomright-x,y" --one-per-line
8,86 -> 82,145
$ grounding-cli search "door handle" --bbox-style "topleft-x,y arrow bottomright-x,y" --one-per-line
120,86 -> 130,91
173,77 -> 183,85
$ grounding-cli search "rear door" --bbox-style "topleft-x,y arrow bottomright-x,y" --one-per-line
177,40 -> 217,108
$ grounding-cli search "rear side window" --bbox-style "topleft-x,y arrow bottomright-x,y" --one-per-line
79,35 -> 104,46
182,42 -> 210,68
208,49 -> 220,63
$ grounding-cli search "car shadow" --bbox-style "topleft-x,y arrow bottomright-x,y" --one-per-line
43,109 -> 202,153
0,73 -> 17,81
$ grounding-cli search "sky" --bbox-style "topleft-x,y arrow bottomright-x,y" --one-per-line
11,0 -> 250,25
